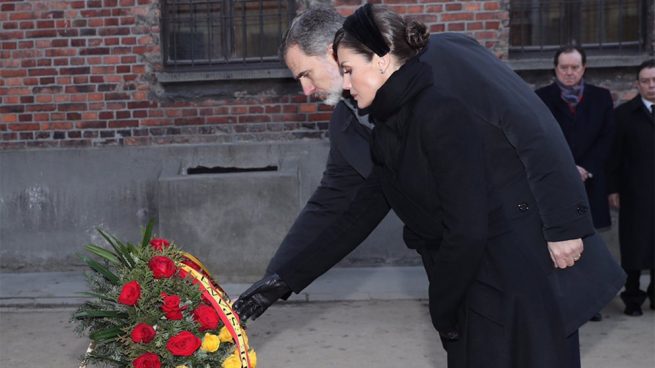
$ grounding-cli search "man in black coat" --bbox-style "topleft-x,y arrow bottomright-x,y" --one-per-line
536,46 -> 615,231
233,6 -> 625,367
608,59 -> 655,316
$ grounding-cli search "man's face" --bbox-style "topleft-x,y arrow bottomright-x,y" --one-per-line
555,50 -> 585,87
637,67 -> 655,103
284,44 -> 343,106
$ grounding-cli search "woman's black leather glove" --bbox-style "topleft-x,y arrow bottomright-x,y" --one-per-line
233,273 -> 292,322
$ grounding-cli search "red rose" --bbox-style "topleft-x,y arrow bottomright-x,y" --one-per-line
192,304 -> 219,331
148,256 -> 177,279
149,238 -> 170,251
161,293 -> 186,320
132,352 -> 160,368
166,331 -> 201,356
118,280 -> 141,306
131,322 -> 156,343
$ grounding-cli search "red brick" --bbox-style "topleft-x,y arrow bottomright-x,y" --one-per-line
467,22 -> 484,31
28,68 -> 57,76
58,103 -> 87,111
9,12 -> 34,21
76,121 -> 107,129
36,20 -> 55,28
308,113 -> 332,122
475,12 -> 501,21
105,92 -> 129,100
142,119 -> 168,126
41,122 -> 73,130
109,120 -> 138,128
9,123 -> 40,130
1,69 -> 27,78
81,112 -> 98,120
2,22 -> 18,30
35,95 -> 52,103
66,112 -> 82,120
174,117 -> 205,125
116,110 -> 131,119
484,2 -> 501,11
2,114 -> 17,123
447,22 -> 466,31
26,29 -> 57,38
299,103 -> 317,113
442,13 -> 474,22
18,114 -> 33,122
61,67 -> 90,75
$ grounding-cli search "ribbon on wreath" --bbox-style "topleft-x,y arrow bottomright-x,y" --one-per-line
179,253 -> 252,368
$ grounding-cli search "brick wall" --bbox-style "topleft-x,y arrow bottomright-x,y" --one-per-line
0,0 -> 644,150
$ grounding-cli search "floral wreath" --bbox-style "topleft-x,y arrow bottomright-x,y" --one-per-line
74,221 -> 255,368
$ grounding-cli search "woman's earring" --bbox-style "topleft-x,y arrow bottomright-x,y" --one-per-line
380,69 -> 384,74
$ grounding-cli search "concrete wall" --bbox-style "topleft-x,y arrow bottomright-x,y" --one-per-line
0,141 -> 411,281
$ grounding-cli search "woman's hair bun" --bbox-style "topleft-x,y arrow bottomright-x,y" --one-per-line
405,20 -> 429,50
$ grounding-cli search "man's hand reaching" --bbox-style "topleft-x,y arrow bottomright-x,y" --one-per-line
233,273 -> 292,322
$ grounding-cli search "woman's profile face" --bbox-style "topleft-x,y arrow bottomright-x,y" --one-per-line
337,46 -> 387,109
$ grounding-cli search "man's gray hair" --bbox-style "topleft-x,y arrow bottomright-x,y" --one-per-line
280,6 -> 344,59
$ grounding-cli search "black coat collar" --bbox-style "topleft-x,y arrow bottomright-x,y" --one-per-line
369,57 -> 433,123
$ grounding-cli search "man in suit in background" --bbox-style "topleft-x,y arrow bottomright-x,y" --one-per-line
536,47 -> 615,322
608,59 -> 655,316
536,46 -> 615,231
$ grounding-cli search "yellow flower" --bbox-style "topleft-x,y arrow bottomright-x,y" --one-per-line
221,353 -> 241,368
248,349 -> 257,368
218,326 -> 233,343
201,333 -> 220,353
175,366 -> 188,368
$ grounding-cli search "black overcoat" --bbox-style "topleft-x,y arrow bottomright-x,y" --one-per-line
265,101 -> 387,274
270,34 -> 625,367
535,82 -> 615,228
608,95 -> 655,270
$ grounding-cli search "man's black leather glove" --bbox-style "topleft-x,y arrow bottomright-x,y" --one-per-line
233,273 -> 292,322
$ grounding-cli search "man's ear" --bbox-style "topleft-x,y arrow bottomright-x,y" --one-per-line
327,43 -> 336,60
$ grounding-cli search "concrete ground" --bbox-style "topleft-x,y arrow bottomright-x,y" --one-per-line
0,268 -> 653,368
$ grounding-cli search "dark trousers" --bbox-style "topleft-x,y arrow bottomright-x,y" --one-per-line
622,269 -> 654,306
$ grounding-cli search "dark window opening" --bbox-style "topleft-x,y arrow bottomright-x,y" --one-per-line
509,0 -> 648,58
187,165 -> 278,174
161,0 -> 295,70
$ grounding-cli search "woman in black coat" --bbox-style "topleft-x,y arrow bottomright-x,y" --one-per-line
327,4 -> 624,368
234,4 -> 625,367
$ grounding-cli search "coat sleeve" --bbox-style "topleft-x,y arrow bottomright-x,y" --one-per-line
266,106 -> 391,291
272,167 -> 391,292
420,96 -> 489,332
499,94 -> 594,241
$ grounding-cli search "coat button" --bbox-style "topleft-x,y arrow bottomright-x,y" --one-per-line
517,203 -> 529,212
576,205 -> 588,214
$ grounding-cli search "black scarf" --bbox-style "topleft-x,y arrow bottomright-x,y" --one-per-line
368,57 -> 433,174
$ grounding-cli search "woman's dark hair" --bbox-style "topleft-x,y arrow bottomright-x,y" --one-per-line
333,4 -> 429,64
